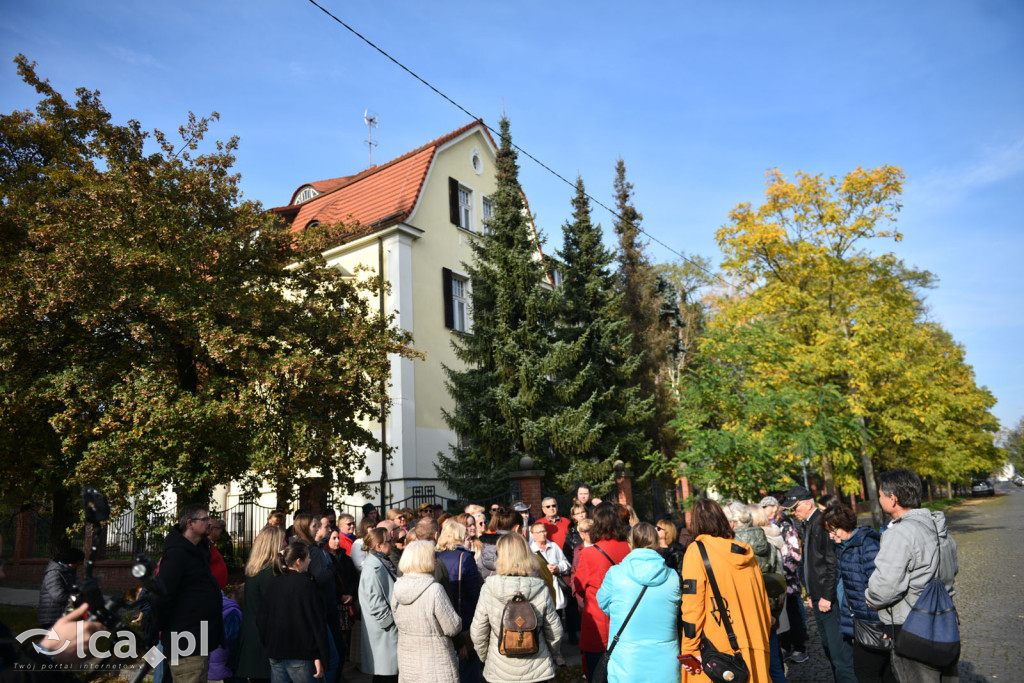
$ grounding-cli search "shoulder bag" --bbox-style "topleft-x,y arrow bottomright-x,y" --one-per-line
589,584 -> 648,683
695,540 -> 750,683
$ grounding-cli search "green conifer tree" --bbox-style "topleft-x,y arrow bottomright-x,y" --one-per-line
437,118 -> 565,499
552,177 -> 655,490
612,159 -> 677,461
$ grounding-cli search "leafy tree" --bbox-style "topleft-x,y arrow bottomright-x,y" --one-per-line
438,118 -> 580,499
711,166 -> 1000,524
668,320 -> 860,500
550,176 -> 654,491
1002,417 -> 1024,474
0,56 -> 412,523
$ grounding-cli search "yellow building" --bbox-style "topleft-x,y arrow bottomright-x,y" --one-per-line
218,120 -> 515,517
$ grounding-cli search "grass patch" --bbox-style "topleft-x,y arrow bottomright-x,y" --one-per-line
923,496 -> 965,513
0,605 -> 38,634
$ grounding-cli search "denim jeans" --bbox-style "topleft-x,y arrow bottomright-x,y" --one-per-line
269,658 -> 316,683
768,630 -> 787,683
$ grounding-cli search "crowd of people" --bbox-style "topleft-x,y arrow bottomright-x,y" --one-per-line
7,468 -> 959,683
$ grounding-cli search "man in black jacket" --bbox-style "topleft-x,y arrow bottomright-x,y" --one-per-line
782,486 -> 856,683
156,503 -> 224,683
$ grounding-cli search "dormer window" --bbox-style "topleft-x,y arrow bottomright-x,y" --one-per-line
295,185 -> 320,204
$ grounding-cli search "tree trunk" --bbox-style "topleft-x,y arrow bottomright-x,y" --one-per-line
274,477 -> 293,512
819,452 -> 835,496
926,477 -> 934,503
856,418 -> 884,527
947,480 -> 953,500
49,486 -> 78,554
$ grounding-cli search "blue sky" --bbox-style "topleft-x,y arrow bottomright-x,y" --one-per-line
3,1 -> 1022,432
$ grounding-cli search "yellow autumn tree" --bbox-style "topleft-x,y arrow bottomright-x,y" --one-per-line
710,166 -> 999,524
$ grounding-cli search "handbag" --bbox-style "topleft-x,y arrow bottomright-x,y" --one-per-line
853,618 -> 891,651
695,541 -> 751,683
893,524 -> 960,666
589,585 -> 649,683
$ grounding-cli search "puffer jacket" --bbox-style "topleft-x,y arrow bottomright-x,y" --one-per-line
597,548 -> 681,683
37,561 -> 76,628
392,573 -> 462,683
866,508 -> 957,626
835,526 -> 883,638
470,574 -> 563,683
477,531 -> 508,579
735,526 -> 780,576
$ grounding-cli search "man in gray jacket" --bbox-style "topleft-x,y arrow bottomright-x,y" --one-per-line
866,469 -> 959,683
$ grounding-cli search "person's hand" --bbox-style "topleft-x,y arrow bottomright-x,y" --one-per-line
458,645 -> 468,660
818,598 -> 832,612
680,653 -> 702,675
49,603 -> 103,664
341,594 -> 353,605
314,658 -> 324,678
547,564 -> 558,574
592,498 -> 602,506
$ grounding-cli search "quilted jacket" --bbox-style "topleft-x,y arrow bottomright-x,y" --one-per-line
470,574 -> 563,683
392,573 -> 462,683
834,526 -> 883,638
37,560 -> 76,628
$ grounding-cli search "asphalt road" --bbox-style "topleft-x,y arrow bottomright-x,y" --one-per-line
787,481 -> 1024,682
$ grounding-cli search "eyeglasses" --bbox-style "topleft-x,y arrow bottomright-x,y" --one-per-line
192,516 -> 211,523
543,504 -> 557,509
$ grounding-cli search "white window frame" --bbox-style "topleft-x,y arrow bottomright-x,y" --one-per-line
457,184 -> 473,231
481,196 -> 493,234
451,273 -> 470,332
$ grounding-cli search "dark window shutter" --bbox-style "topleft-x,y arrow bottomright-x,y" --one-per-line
442,267 -> 454,329
449,177 -> 461,226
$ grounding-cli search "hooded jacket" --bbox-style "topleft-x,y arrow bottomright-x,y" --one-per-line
834,526 -> 883,637
37,561 -> 76,629
392,573 -> 462,683
734,526 -> 781,576
470,574 -> 563,683
865,508 -> 958,626
597,548 -> 681,683
680,535 -> 771,683
155,526 -> 224,652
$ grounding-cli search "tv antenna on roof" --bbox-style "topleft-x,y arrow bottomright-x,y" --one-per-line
364,109 -> 378,166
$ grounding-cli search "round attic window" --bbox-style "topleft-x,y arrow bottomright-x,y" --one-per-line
471,147 -> 483,175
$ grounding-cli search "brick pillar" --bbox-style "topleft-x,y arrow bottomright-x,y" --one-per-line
677,476 -> 693,527
509,456 -> 546,520
612,460 -> 633,508
13,508 -> 33,560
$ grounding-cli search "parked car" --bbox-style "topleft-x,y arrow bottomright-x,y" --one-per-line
971,479 -> 995,497
1013,474 -> 1024,487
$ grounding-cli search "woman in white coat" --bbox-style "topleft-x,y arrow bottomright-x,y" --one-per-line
358,527 -> 399,683
392,541 -> 462,683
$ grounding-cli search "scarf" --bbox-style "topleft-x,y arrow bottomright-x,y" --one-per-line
370,549 -> 397,580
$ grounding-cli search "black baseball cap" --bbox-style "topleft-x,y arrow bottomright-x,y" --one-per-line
780,486 -> 814,509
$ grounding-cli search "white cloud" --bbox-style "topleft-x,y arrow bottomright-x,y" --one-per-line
102,45 -> 164,71
906,135 -> 1024,209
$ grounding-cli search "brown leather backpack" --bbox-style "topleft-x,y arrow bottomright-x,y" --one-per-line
498,591 -> 539,656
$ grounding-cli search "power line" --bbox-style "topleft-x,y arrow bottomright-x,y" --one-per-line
304,0 -> 724,287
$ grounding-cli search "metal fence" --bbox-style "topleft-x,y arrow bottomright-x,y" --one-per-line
219,498 -> 277,562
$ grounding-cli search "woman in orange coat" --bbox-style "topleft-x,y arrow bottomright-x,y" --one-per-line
680,499 -> 771,683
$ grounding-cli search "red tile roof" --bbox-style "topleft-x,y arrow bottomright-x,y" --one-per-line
273,120 -> 493,240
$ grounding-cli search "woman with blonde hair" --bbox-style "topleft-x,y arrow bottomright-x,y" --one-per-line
471,533 -> 563,683
437,521 -> 485,680
358,527 -> 399,682
597,523 -> 681,682
392,541 -> 462,683
257,541 -> 331,683
234,525 -> 285,682
455,512 -> 483,557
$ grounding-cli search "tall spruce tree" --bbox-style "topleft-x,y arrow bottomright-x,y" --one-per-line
437,118 -> 569,499
612,159 -> 677,460
553,177 -> 654,490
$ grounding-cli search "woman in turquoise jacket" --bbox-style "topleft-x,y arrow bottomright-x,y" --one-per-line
596,522 -> 681,682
